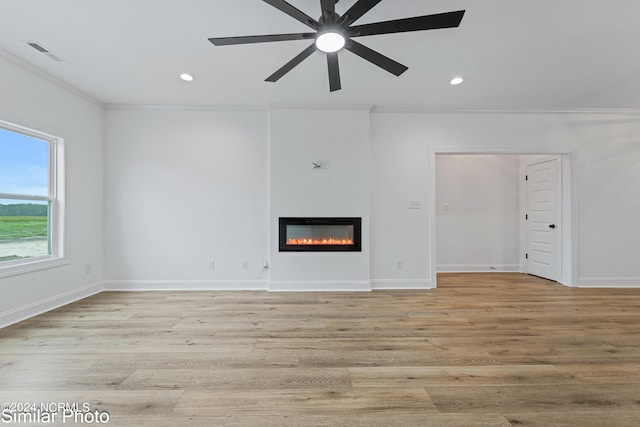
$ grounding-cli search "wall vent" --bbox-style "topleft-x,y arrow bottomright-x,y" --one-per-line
25,41 -> 68,62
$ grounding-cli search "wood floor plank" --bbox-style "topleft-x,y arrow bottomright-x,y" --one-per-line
503,411 -> 640,427
350,365 -> 579,387
0,368 -> 134,390
555,363 -> 640,383
298,349 -> 496,368
224,414 -> 512,427
253,337 -> 435,352
172,387 -> 437,417
171,317 -> 326,331
89,350 -> 299,370
118,367 -> 351,390
0,353 -> 102,370
424,383 -> 640,413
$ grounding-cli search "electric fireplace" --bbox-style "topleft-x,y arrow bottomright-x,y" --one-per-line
279,217 -> 362,252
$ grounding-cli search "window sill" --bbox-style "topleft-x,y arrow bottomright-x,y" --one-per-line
0,256 -> 68,279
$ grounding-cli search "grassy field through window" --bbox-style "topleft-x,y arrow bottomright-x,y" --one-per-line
0,216 -> 48,239
0,209 -> 49,262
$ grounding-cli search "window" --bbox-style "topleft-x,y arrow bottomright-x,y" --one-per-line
0,120 -> 65,277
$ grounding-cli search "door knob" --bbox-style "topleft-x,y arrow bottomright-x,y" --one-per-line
549,224 -> 556,229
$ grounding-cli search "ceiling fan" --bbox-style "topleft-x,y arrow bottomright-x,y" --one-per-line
209,0 -> 465,92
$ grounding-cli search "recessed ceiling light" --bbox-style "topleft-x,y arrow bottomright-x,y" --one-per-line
180,73 -> 194,82
316,31 -> 346,53
450,77 -> 464,85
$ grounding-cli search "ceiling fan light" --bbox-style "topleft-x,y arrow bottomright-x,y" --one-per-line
316,31 -> 345,53
180,73 -> 194,82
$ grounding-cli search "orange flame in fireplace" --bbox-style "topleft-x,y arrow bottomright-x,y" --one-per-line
287,238 -> 354,246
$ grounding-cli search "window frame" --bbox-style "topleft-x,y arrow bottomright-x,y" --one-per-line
0,120 -> 66,278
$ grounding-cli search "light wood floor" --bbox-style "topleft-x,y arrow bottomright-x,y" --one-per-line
2,273 -> 640,426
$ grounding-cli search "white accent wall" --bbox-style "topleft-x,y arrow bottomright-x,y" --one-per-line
268,107 -> 371,291
0,53 -> 104,327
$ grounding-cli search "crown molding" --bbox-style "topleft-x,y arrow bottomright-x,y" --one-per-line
105,103 -> 267,112
370,106 -> 640,115
105,104 -> 640,115
0,46 -> 104,109
267,103 -> 373,112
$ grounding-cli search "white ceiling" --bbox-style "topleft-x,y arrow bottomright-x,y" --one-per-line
1,0 -> 640,109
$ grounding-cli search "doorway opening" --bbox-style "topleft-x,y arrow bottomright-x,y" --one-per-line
430,150 -> 576,288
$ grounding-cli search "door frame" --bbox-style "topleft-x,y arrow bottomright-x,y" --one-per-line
429,148 -> 577,288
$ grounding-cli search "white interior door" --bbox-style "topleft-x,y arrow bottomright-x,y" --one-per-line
525,159 -> 559,281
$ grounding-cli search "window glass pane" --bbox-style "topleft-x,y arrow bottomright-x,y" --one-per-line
0,127 -> 49,196
0,198 -> 50,262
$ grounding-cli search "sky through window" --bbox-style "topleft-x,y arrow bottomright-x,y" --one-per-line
0,127 -> 49,199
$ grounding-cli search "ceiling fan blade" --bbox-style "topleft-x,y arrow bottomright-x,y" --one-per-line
265,43 -> 317,82
320,0 -> 335,17
349,10 -> 465,37
209,33 -> 316,46
263,0 -> 319,30
338,0 -> 382,27
327,52 -> 341,92
346,40 -> 407,76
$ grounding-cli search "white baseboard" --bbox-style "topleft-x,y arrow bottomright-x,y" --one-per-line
577,277 -> 640,288
103,280 -> 268,291
0,281 -> 104,329
268,280 -> 371,292
437,264 -> 521,273
370,279 -> 433,290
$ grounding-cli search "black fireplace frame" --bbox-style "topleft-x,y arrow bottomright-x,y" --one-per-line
279,217 -> 362,252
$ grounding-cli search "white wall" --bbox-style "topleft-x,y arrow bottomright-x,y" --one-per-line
0,53 -> 104,327
369,121 -> 431,289
269,108 -> 370,291
103,107 -> 269,289
436,155 -> 520,272
99,108 -> 640,290
370,111 -> 640,288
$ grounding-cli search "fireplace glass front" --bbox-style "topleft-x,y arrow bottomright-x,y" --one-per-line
279,217 -> 362,252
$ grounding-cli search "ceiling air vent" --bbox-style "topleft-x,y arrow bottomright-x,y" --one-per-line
25,41 -> 68,62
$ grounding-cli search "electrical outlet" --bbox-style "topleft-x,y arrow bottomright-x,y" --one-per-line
396,260 -> 404,270
208,260 -> 215,270
85,264 -> 92,274
241,260 -> 248,270
262,260 -> 269,269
